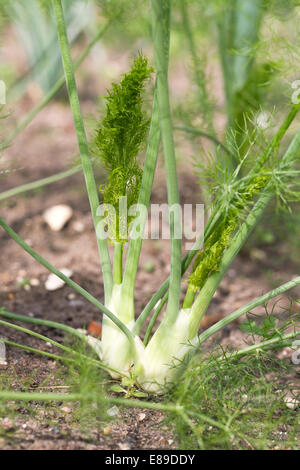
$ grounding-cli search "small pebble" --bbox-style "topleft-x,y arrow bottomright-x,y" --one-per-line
0,342 -> 7,365
45,269 -> 73,291
284,397 -> 299,410
107,406 -> 119,417
250,248 -> 267,262
73,221 -> 85,233
118,442 -> 131,450
69,300 -> 84,308
50,427 -> 59,434
30,278 -> 40,287
102,426 -> 112,436
1,418 -> 14,431
61,406 -> 72,414
43,205 -> 73,232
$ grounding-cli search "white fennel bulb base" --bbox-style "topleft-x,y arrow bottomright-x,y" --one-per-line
82,301 -> 198,393
136,308 -> 198,392
101,284 -> 135,378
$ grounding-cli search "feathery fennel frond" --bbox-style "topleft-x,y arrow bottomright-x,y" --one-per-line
188,122 -> 280,293
188,217 -> 236,292
188,169 -> 272,290
196,118 -> 272,211
269,165 -> 300,212
93,54 -> 153,241
188,108 -> 300,296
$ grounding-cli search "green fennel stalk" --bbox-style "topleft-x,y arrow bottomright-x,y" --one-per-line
151,0 -> 181,325
0,216 -> 132,346
0,165 -> 81,202
198,275 -> 300,345
52,0 -> 112,302
0,318 -> 120,375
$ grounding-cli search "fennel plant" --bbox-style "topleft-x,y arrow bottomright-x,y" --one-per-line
0,0 -> 299,396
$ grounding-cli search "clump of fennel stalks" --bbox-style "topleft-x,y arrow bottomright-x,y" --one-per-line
0,0 -> 300,395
